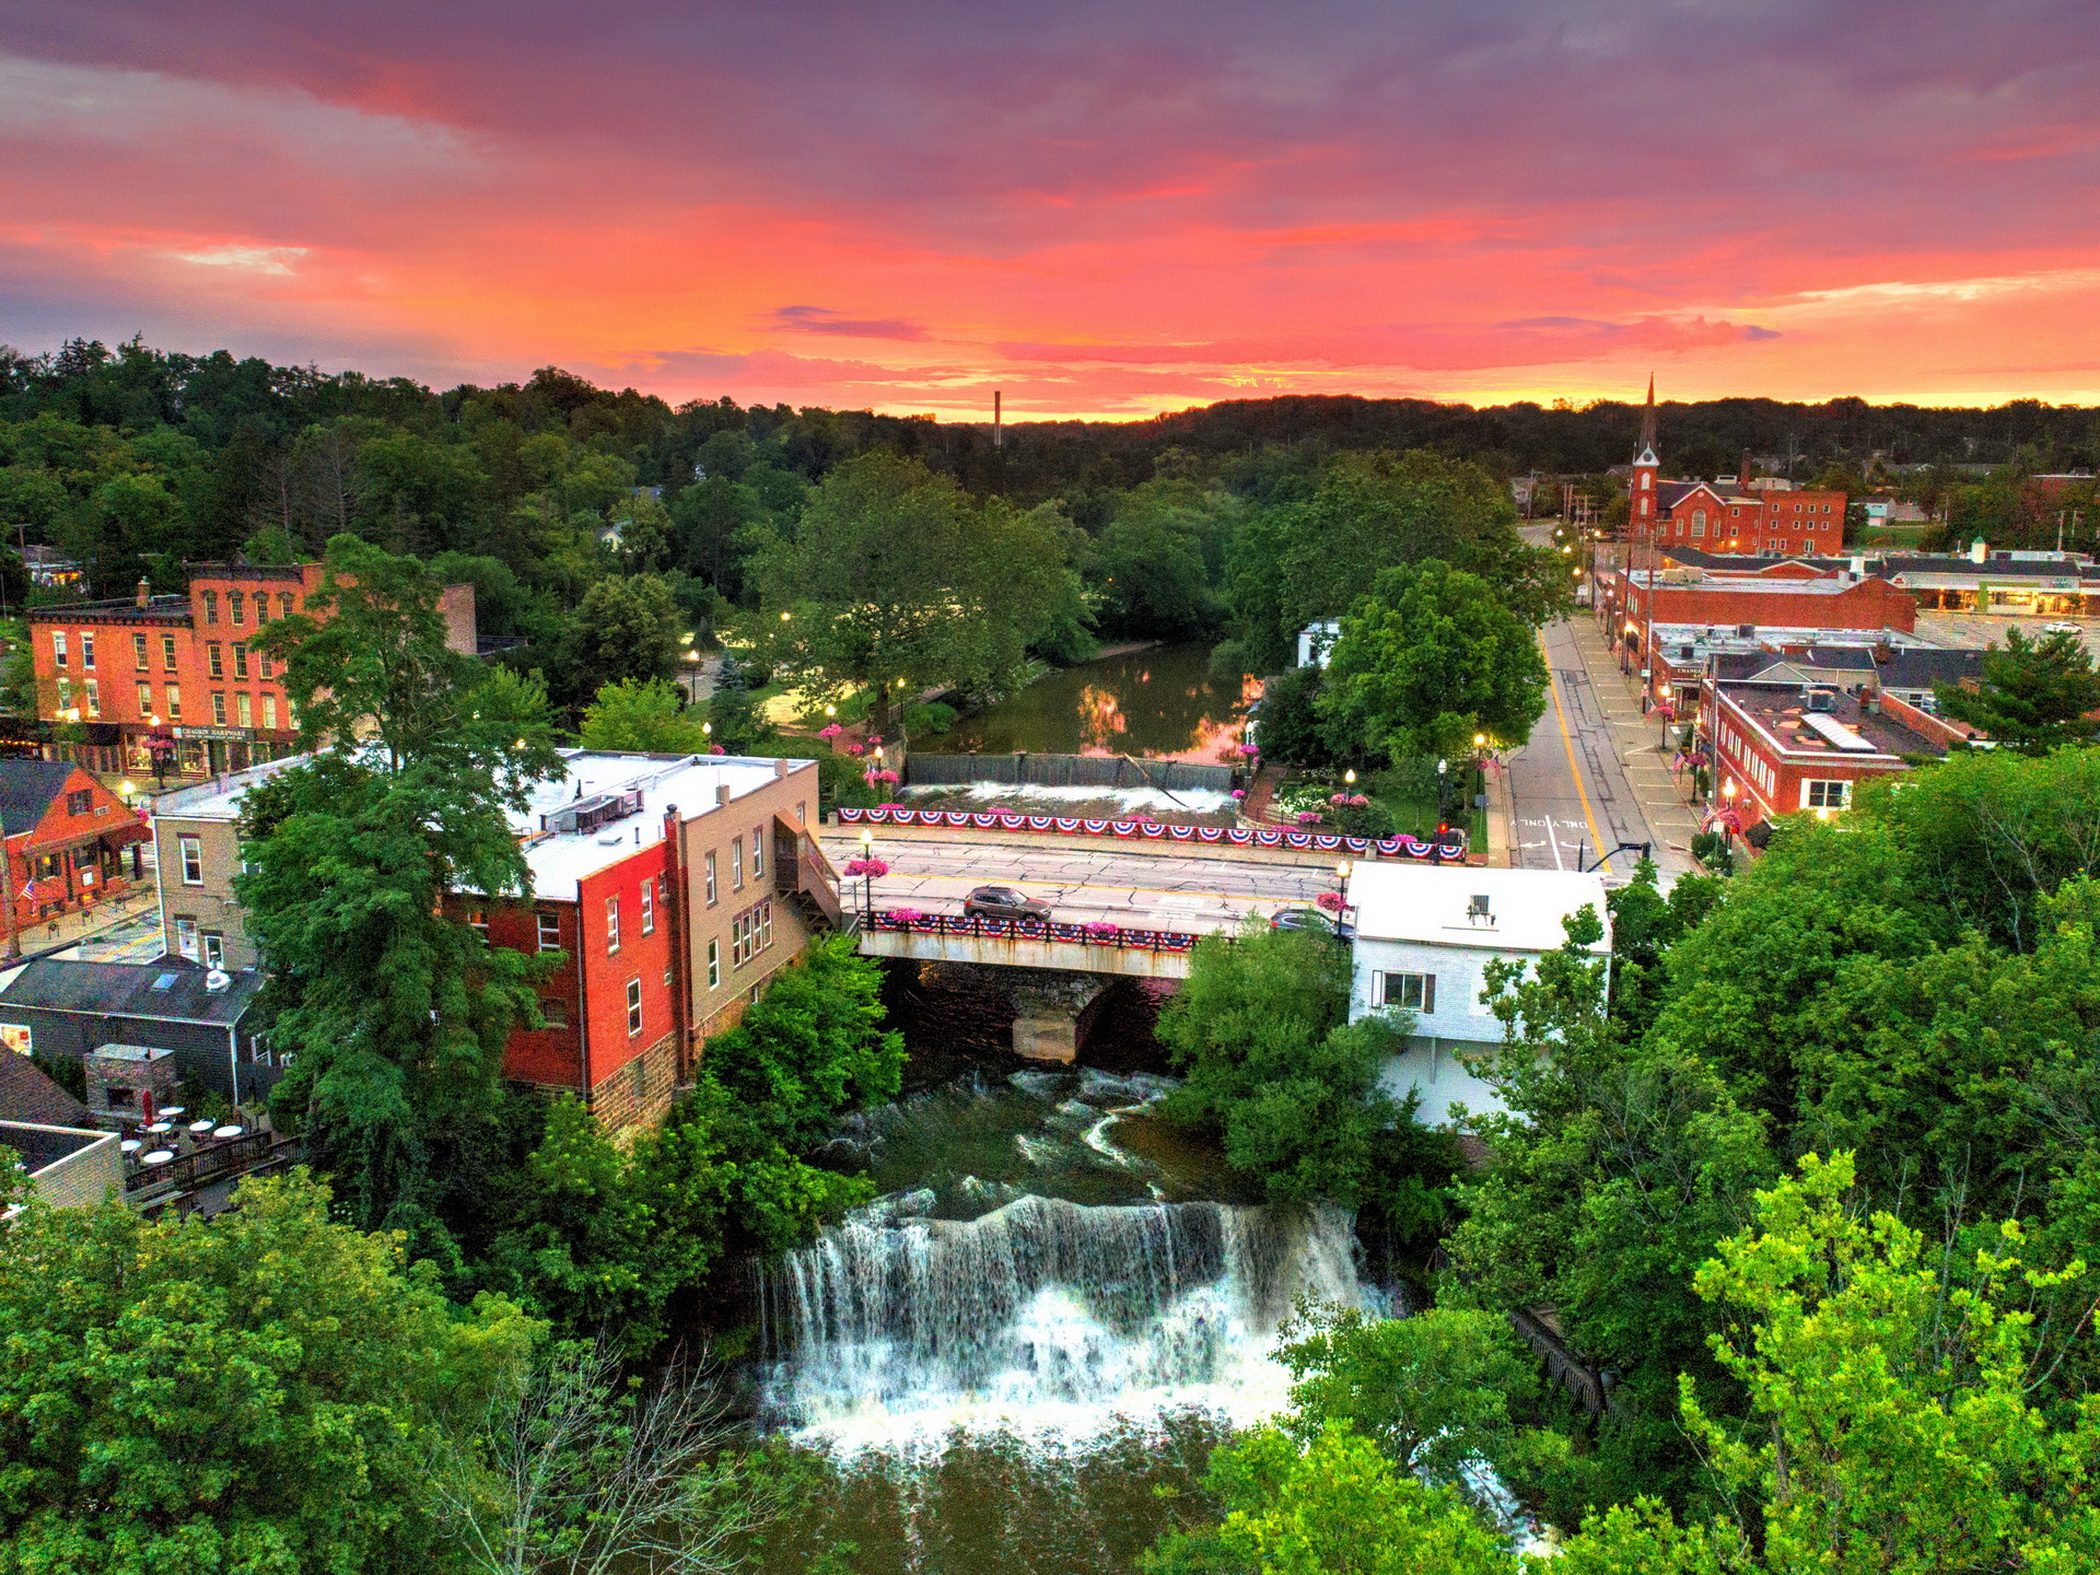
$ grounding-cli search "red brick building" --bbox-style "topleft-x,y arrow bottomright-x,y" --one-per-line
0,759 -> 150,942
25,562 -> 476,781
1626,380 -> 1847,556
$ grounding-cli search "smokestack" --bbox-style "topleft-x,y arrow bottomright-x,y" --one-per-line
993,390 -> 1003,451
136,577 -> 150,609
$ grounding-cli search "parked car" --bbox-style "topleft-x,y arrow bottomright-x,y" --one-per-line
1268,906 -> 1355,940
2043,621 -> 2083,636
963,885 -> 1054,922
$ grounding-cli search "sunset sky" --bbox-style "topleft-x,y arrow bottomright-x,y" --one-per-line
4,2 -> 2098,420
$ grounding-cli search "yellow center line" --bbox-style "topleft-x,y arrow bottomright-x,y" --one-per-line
1542,630 -> 1607,857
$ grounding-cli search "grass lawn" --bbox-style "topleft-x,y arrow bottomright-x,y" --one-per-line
1375,765 -> 1489,851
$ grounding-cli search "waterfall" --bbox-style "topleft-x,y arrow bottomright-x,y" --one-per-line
763,1190 -> 1371,1450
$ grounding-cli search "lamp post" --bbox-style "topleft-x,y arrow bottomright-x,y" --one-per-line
857,828 -> 875,921
1334,858 -> 1352,916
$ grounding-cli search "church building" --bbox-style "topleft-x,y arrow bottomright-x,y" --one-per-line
1627,379 -> 1848,558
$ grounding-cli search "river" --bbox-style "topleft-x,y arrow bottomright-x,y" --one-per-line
939,642 -> 1257,764
746,969 -> 1392,1575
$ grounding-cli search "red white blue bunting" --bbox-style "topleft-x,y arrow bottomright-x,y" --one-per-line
837,805 -> 1467,861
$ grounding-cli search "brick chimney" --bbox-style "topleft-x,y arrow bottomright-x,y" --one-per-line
136,577 -> 151,609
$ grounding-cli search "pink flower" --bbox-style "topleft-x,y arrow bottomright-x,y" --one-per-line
1240,743 -> 1260,757
818,723 -> 844,739
1295,811 -> 1322,825
876,801 -> 907,811
1349,794 -> 1370,807
867,734 -> 883,746
843,857 -> 889,879
845,743 -> 865,756
890,907 -> 924,923
1315,891 -> 1346,913
865,768 -> 900,784
707,744 -> 725,755
1081,920 -> 1120,938
1230,789 -> 1246,800
1329,793 -> 1348,805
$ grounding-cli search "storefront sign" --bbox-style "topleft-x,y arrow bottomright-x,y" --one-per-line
173,726 -> 250,741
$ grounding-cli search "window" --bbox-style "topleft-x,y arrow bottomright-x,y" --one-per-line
257,648 -> 272,677
705,852 -> 717,905
83,680 -> 99,718
236,693 -> 253,728
731,839 -> 743,891
539,997 -> 568,1028
626,978 -> 643,1036
208,643 -> 223,678
203,591 -> 219,624
202,932 -> 225,967
1804,779 -> 1851,810
252,596 -> 268,625
80,633 -> 94,670
166,684 -> 182,720
796,800 -> 806,825
211,692 -> 227,725
51,631 -> 66,667
707,938 -> 720,988
279,593 -> 294,618
605,895 -> 621,954
537,910 -> 562,952
161,634 -> 178,672
66,788 -> 90,815
641,880 -> 655,935
132,632 -> 149,669
175,916 -> 199,959
1378,971 -> 1437,1013
230,590 -> 246,626
55,679 -> 71,711
262,694 -> 277,730
232,642 -> 249,678
751,827 -> 764,879
137,683 -> 153,716
1640,472 -> 1652,489
466,906 -> 488,936
1690,510 -> 1707,539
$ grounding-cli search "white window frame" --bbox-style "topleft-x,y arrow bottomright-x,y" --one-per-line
641,880 -> 655,935
707,938 -> 720,989
1803,779 -> 1851,810
605,895 -> 621,955
80,633 -> 95,671
174,916 -> 199,959
705,852 -> 717,906
202,932 -> 225,967
178,834 -> 204,885
732,839 -> 743,891
537,910 -> 562,952
751,827 -> 765,879
1378,971 -> 1437,1014
51,631 -> 66,667
626,977 -> 643,1036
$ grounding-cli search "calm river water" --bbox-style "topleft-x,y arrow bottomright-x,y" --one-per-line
939,643 -> 1256,763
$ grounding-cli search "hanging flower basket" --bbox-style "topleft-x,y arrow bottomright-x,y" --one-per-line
1080,920 -> 1121,940
1315,891 -> 1346,914
865,768 -> 901,785
843,857 -> 889,879
890,907 -> 924,923
818,723 -> 845,740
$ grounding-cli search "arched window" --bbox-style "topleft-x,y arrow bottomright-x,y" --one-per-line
1641,472 -> 1652,490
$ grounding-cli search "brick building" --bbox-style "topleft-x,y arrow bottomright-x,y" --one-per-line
1626,379 -> 1848,557
1611,568 -> 1920,677
25,562 -> 477,781
1700,668 -> 1967,833
0,759 -> 150,940
152,749 -> 843,1131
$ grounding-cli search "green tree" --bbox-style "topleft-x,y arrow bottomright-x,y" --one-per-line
751,453 -> 1076,736
1094,479 -> 1227,639
557,573 -> 683,707
578,677 -> 711,753
1317,559 -> 1549,763
0,1172 -> 538,1575
248,537 -> 565,1242
1277,1305 -> 1565,1496
1248,661 -> 1334,768
1156,926 -> 1453,1228
1935,628 -> 2100,754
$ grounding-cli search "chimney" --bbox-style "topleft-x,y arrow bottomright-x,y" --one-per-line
773,758 -> 791,778
993,390 -> 1003,451
1740,450 -> 1755,491
136,577 -> 151,609
716,783 -> 731,808
1970,537 -> 1988,565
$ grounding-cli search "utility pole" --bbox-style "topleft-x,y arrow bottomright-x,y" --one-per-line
0,806 -> 18,959
993,390 -> 1003,451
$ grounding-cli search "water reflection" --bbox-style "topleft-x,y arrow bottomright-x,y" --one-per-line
942,643 -> 1253,762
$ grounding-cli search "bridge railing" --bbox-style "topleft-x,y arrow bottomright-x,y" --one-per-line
837,805 -> 1467,861
866,909 -> 1199,954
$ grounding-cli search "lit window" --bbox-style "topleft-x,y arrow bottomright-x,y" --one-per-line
137,683 -> 153,715
51,631 -> 66,667
133,633 -> 148,669
179,834 -> 204,885
166,685 -> 182,720
1804,780 -> 1851,810
626,978 -> 643,1036
84,680 -> 99,718
606,896 -> 621,954
466,907 -> 488,936
537,911 -> 561,952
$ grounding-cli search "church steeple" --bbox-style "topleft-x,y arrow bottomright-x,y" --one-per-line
1632,373 -> 1659,468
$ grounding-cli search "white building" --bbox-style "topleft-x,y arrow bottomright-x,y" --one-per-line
1346,864 -> 1610,1125
1296,620 -> 1341,668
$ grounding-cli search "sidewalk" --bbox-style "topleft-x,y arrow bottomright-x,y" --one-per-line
1564,614 -> 1707,866
6,891 -> 164,965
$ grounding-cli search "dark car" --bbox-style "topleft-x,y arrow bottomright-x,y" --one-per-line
963,885 -> 1054,922
1269,906 -> 1355,940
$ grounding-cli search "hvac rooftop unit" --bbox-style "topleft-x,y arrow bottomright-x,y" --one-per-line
1736,623 -> 1756,638
1466,894 -> 1494,926
1805,689 -> 1838,713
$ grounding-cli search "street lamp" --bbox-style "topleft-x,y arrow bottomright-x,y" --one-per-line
857,828 -> 875,920
1343,768 -> 1356,787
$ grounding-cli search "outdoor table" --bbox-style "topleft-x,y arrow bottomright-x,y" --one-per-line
213,1125 -> 244,1140
160,1106 -> 185,1118
144,1122 -> 173,1135
119,1139 -> 141,1154
189,1120 -> 215,1135
142,1150 -> 174,1165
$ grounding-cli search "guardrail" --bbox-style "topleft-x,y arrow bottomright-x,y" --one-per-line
867,909 -> 1199,954
837,805 -> 1468,861
125,1129 -> 276,1196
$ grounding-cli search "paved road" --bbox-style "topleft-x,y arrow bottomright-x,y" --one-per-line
820,833 -> 1337,934
1503,619 -> 1696,880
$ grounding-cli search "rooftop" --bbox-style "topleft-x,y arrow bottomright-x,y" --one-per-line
1629,570 -> 1887,597
1350,865 -> 1612,954
1715,681 -> 1952,761
1648,623 -> 1936,666
0,957 -> 265,1025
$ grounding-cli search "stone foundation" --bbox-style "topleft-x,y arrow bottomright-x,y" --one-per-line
1007,969 -> 1117,1063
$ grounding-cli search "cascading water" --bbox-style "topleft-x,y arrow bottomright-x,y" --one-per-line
759,1070 -> 1383,1452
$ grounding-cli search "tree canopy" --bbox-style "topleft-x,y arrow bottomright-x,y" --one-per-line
1934,626 -> 2100,754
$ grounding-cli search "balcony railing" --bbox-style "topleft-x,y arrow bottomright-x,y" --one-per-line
866,909 -> 1199,954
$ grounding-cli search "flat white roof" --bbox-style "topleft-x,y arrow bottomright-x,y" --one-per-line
1350,864 -> 1611,954
149,748 -> 815,903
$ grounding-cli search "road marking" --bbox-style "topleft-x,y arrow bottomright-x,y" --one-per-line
1541,631 -> 1608,857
